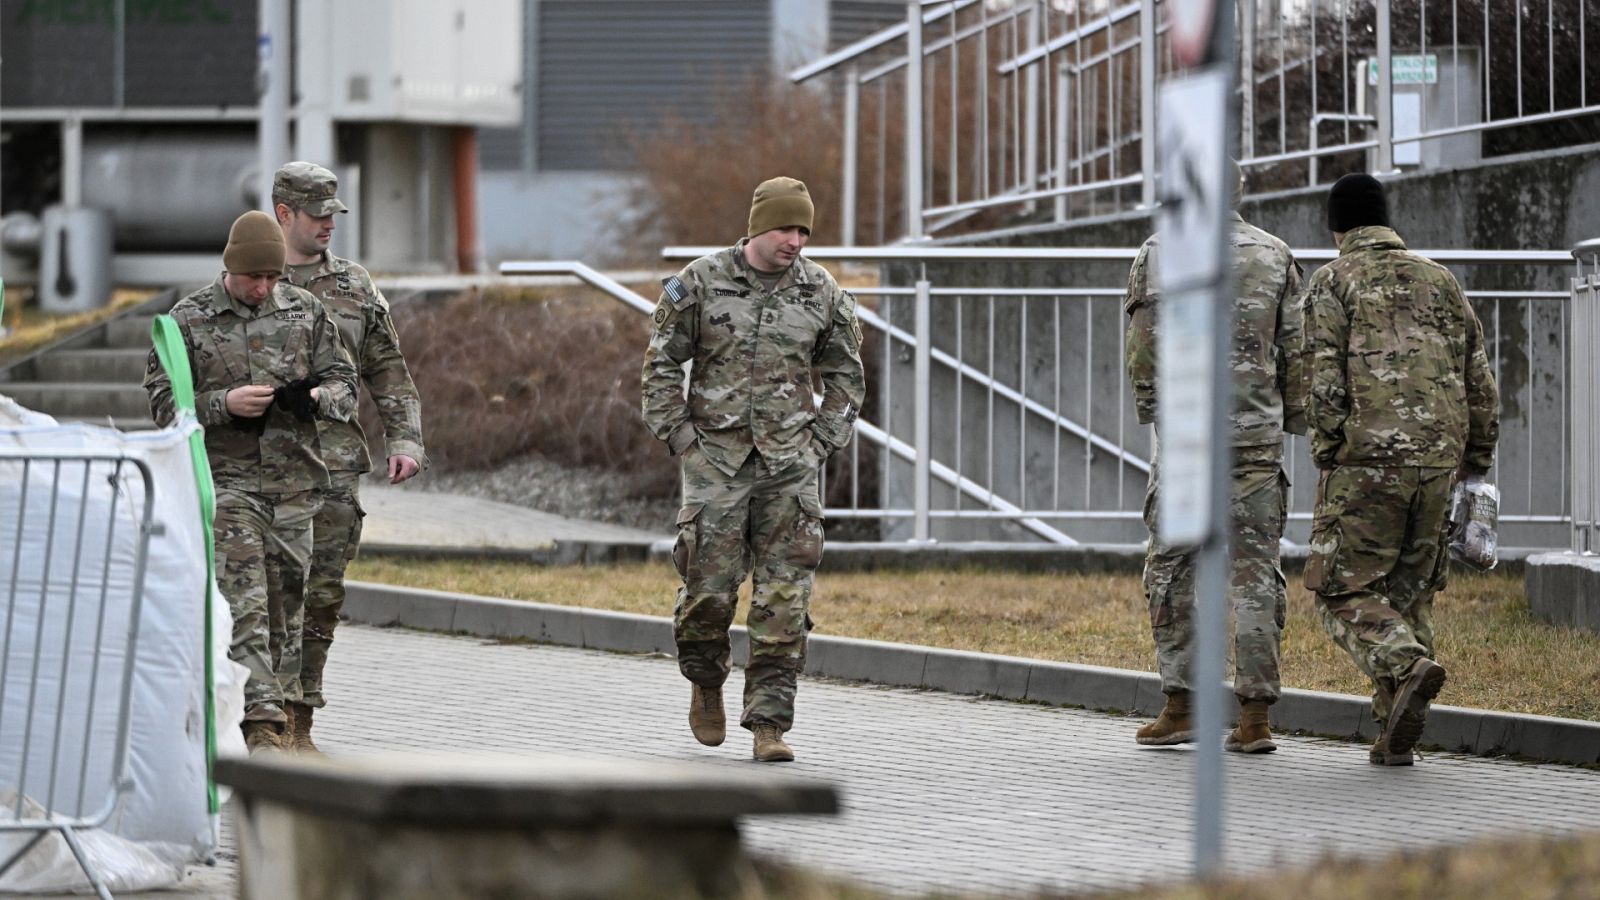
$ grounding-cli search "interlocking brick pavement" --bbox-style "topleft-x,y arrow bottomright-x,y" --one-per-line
76,624 -> 1600,898
315,625 -> 1600,897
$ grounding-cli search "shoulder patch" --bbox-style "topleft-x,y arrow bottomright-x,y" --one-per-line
661,275 -> 697,311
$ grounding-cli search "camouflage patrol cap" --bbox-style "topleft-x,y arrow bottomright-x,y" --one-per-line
272,161 -> 349,216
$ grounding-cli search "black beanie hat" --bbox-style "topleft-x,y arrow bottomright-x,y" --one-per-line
1327,173 -> 1390,232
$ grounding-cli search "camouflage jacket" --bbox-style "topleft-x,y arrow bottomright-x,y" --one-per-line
1124,212 -> 1307,451
641,240 -> 867,476
1302,226 -> 1500,473
143,274 -> 358,494
284,253 -> 427,474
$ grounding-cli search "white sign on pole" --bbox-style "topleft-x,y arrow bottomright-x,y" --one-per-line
1154,68 -> 1231,545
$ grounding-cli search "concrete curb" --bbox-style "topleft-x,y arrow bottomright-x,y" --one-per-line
344,581 -> 1600,766
359,539 -> 1533,578
1526,552 -> 1600,635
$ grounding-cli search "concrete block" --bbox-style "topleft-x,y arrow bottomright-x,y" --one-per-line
1526,552 -> 1600,635
344,582 -> 458,632
580,608 -> 674,655
1275,688 -> 1370,740
1419,704 -> 1483,754
1023,662 -> 1139,712
919,648 -> 1029,698
1129,675 -> 1167,717
807,635 -> 925,685
1474,711 -> 1600,765
449,596 -> 560,642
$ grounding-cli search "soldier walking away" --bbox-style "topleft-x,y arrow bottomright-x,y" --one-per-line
1125,161 -> 1306,754
1302,173 -> 1499,766
274,162 -> 427,754
143,211 -> 357,754
641,177 -> 866,762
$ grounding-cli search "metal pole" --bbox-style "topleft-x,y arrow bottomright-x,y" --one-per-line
1055,64 -> 1069,222
1023,0 -> 1043,211
1140,0 -> 1157,208
257,0 -> 292,212
843,64 -> 860,246
905,1 -> 925,240
913,277 -> 933,541
60,118 -> 83,208
1240,0 -> 1255,159
1197,0 -> 1237,879
1375,0 -> 1393,172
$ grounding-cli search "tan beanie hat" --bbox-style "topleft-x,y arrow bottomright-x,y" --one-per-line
747,176 -> 815,238
223,210 -> 286,274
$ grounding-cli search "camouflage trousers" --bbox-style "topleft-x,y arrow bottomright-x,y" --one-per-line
214,488 -> 320,723
287,472 -> 365,710
1143,442 -> 1288,703
1306,465 -> 1453,726
673,446 -> 825,733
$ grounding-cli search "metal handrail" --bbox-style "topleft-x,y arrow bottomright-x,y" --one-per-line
663,246 -> 1576,265
787,0 -> 982,84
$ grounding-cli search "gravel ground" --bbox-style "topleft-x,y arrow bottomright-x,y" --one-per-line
372,452 -> 680,533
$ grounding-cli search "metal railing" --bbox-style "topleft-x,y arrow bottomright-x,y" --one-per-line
795,0 -> 1600,243
1571,239 -> 1600,554
657,245 -> 1573,547
0,451 -> 155,900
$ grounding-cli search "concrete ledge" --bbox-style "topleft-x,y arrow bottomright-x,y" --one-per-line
344,581 -> 1600,766
1525,551 -> 1600,635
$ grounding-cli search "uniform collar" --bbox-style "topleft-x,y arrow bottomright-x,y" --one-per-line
285,251 -> 349,284
1338,225 -> 1407,255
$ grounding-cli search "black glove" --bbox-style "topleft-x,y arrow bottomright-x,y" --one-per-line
230,411 -> 269,435
274,376 -> 323,423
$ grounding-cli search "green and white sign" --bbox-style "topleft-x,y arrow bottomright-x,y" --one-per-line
1366,54 -> 1439,85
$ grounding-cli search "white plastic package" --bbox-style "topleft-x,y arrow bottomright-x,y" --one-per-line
1448,476 -> 1500,572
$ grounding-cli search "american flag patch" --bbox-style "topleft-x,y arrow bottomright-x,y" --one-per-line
662,276 -> 687,303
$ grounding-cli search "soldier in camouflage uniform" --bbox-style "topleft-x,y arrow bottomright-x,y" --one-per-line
144,211 -> 357,754
272,162 -> 427,753
1125,162 -> 1306,754
1303,173 -> 1499,765
641,177 -> 866,762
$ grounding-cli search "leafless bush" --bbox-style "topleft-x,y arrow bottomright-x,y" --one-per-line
360,287 -> 677,499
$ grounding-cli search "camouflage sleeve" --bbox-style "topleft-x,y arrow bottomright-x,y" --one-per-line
360,283 -> 428,468
141,317 -> 231,427
1461,293 -> 1501,474
309,303 -> 358,423
1276,257 -> 1308,435
640,271 -> 699,453
810,288 -> 867,454
1304,273 -> 1350,467
1123,242 -> 1158,425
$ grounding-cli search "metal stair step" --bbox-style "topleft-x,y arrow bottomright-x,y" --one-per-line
1,383 -> 153,420
33,348 -> 152,383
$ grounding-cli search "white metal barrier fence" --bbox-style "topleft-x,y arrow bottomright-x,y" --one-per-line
795,0 -> 1600,242
1571,239 -> 1600,554
0,452 -> 155,900
657,245 -> 1574,547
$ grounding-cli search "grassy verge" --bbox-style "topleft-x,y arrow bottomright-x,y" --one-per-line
346,558 -> 1600,721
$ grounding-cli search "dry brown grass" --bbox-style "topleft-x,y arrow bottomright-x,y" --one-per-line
347,559 -> 1600,722
1090,830 -> 1600,900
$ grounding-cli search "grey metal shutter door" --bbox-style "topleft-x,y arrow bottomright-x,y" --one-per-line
536,0 -> 772,171
828,0 -> 906,50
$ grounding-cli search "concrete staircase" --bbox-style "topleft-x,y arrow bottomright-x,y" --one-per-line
0,290 -> 178,429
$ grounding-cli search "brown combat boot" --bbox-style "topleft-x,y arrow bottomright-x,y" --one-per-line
752,724 -> 795,762
242,720 -> 286,755
1369,733 -> 1414,766
1383,658 -> 1447,757
1135,691 -> 1193,745
689,684 -> 726,747
286,703 -> 320,754
1224,699 -> 1277,754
